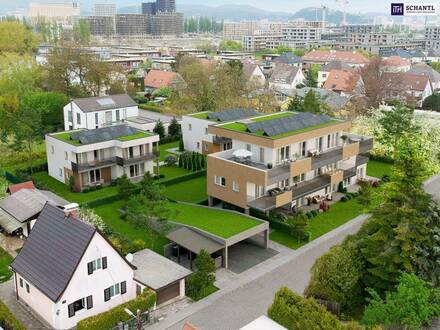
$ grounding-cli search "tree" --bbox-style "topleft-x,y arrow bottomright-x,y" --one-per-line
268,287 -> 353,330
186,250 -> 216,300
287,95 -> 303,112
0,176 -> 7,200
117,174 -> 137,200
362,273 -> 440,329
275,45 -> 293,54
422,93 -> 440,111
153,120 -> 165,139
305,64 -> 321,88
219,40 -> 242,51
0,21 -> 39,54
168,117 -> 181,138
356,180 -> 373,209
78,207 -> 111,236
178,154 -> 183,167
152,87 -> 172,98
178,138 -> 184,152
286,211 -> 309,240
300,90 -> 323,114
305,240 -> 364,309
73,20 -> 91,45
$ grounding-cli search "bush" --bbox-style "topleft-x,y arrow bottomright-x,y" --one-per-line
337,182 -> 347,194
179,139 -> 184,152
422,93 -> 440,111
381,174 -> 391,182
268,287 -> 354,330
341,196 -> 348,202
76,289 -> 156,330
286,211 -> 309,240
138,103 -> 163,113
186,250 -> 216,300
164,155 -> 177,166
0,300 -> 26,330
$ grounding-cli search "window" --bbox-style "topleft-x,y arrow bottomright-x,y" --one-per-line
188,124 -> 192,131
95,113 -> 99,128
19,278 -> 23,288
116,110 -> 120,122
104,282 -> 127,302
259,147 -> 265,163
68,111 -> 73,123
89,169 -> 101,183
214,176 -> 226,187
205,128 -> 208,135
246,144 -> 251,152
76,113 -> 81,125
232,181 -> 239,192
25,283 -> 30,293
299,141 -> 307,157
51,146 -> 54,154
129,164 -> 140,178
59,168 -> 63,177
327,134 -> 331,148
87,257 -> 107,275
64,151 -> 68,160
68,296 -> 93,318
197,142 -> 200,149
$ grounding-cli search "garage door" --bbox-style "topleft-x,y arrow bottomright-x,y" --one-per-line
156,281 -> 180,305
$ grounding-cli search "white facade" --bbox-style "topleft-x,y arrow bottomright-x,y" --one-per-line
14,232 -> 136,330
64,102 -> 139,131
182,114 -> 214,153
46,131 -> 159,189
269,69 -> 305,91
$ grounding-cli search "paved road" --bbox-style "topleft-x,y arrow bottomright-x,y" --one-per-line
149,214 -> 370,330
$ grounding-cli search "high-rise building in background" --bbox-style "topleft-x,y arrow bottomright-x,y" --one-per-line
149,12 -> 183,36
142,2 -> 157,15
142,0 -> 175,15
223,21 -> 258,41
93,3 -> 116,17
115,14 -> 148,36
426,26 -> 440,50
81,16 -> 115,36
28,2 -> 80,24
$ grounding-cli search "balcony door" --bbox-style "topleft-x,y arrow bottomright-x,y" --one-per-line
89,169 -> 101,184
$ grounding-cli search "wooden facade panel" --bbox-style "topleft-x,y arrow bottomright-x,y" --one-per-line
101,167 -> 112,183
290,158 -> 312,177
202,140 -> 221,155
329,170 -> 344,185
275,191 -> 293,208
342,142 -> 360,159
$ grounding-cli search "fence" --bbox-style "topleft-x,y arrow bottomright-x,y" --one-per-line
109,311 -> 149,330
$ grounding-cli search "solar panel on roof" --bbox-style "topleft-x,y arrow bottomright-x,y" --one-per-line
208,109 -> 259,122
97,98 -> 116,106
71,125 -> 141,144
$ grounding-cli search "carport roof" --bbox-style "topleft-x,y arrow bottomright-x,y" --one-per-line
166,227 -> 224,254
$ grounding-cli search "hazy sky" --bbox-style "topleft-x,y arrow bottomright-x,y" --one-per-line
2,0 -> 435,14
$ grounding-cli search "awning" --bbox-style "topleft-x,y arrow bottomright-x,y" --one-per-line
166,227 -> 224,254
0,208 -> 24,233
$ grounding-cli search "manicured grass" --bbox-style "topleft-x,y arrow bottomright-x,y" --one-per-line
51,131 -> 82,146
155,165 -> 191,180
191,284 -> 219,301
220,122 -> 248,132
31,172 -> 118,204
367,160 -> 393,179
164,176 -> 207,203
167,202 -> 262,238
93,200 -> 169,255
189,112 -> 214,120
1,140 -> 47,172
159,141 -> 180,161
117,131 -> 153,141
252,112 -> 293,122
270,198 -> 368,250
0,248 -> 13,283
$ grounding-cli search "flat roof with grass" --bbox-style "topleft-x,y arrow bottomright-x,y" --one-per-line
188,112 -> 215,120
219,112 -> 341,140
167,203 -> 262,238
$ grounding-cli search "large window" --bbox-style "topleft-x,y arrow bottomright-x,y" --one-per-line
95,113 -> 99,128
116,110 -> 120,122
104,281 -> 127,302
68,111 -> 73,123
129,164 -> 141,178
87,257 -> 107,275
68,296 -> 93,318
89,169 -> 101,183
214,176 -> 226,187
299,141 -> 307,157
232,181 -> 239,192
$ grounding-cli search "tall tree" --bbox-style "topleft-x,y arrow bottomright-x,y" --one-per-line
305,64 -> 321,88
153,120 -> 165,139
0,21 -> 39,54
168,117 -> 181,138
300,90 -> 323,114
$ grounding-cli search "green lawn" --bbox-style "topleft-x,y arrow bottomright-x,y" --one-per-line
189,112 -> 215,121
117,131 -> 154,141
1,140 -> 47,172
93,200 -> 169,255
159,141 -> 180,161
0,248 -> 13,283
190,284 -> 219,301
155,165 -> 191,180
270,198 -> 368,250
367,160 -> 393,179
164,176 -> 207,203
167,202 -> 262,238
31,172 -> 118,204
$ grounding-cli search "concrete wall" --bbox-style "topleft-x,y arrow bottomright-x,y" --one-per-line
182,115 -> 213,153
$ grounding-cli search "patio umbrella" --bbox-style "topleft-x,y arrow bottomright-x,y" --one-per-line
233,149 -> 253,158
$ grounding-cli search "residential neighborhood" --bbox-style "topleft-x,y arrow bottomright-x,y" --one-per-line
1,1 -> 440,330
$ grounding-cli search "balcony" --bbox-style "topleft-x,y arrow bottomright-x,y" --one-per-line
115,153 -> 157,167
212,136 -> 232,145
71,158 -> 116,173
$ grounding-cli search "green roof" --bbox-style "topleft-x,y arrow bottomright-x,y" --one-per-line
51,131 -> 84,146
167,203 -> 262,238
188,112 -> 215,120
117,131 -> 153,141
51,130 -> 153,145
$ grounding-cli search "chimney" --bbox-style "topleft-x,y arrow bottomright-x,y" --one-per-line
63,203 -> 79,218
126,253 -> 134,262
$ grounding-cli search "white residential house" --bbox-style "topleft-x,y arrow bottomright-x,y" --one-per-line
63,94 -> 139,131
46,125 -> 159,191
10,204 -> 138,330
268,64 -> 305,91
242,61 -> 266,88
317,60 -> 353,87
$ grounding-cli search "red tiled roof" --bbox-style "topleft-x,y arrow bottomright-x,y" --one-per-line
303,50 -> 369,65
383,55 -> 410,67
323,69 -> 360,93
382,72 -> 430,91
144,70 -> 182,89
7,181 -> 35,194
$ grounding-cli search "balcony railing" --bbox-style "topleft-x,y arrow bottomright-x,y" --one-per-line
72,158 -> 116,173
212,136 -> 232,145
116,153 -> 157,167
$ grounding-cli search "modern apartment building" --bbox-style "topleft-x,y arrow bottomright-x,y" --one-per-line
149,12 -> 184,36
115,14 -> 148,36
223,21 -> 258,41
81,16 -> 115,36
93,3 -> 116,17
28,2 -> 80,24
343,24 -> 381,35
426,26 -> 440,50
142,0 -> 176,15
46,125 -> 159,191
282,26 -> 322,42
243,34 -> 283,52
202,111 -> 372,213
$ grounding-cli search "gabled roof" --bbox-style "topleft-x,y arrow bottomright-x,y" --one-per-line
383,56 -> 410,67
273,52 -> 302,65
322,60 -> 352,72
408,63 -> 440,84
7,181 -> 35,194
72,94 -> 137,113
269,64 -> 301,85
10,204 -> 96,302
296,87 -> 349,110
144,69 -> 183,89
0,189 -> 68,223
323,69 -> 360,93
303,50 -> 368,65
382,72 -> 430,91
242,61 -> 263,81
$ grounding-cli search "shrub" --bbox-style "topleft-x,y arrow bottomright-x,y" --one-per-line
138,103 -> 163,112
341,196 -> 348,202
164,155 -> 177,166
179,139 -> 184,152
268,287 -> 354,330
381,174 -> 391,182
0,300 -> 26,330
186,250 -> 216,300
117,174 -> 137,200
337,182 -> 347,194
178,154 -> 183,168
311,210 -> 319,217
286,210 -> 309,240
76,289 -> 156,330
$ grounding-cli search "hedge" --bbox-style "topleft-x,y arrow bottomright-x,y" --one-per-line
76,289 -> 156,330
0,300 -> 26,330
138,104 -> 163,113
368,154 -> 394,164
160,170 -> 206,186
84,194 -> 125,208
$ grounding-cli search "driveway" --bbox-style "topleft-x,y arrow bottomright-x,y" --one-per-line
147,214 -> 369,330
0,280 -> 49,329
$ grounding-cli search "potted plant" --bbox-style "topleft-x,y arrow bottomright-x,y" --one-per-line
341,135 -> 348,146
267,163 -> 273,169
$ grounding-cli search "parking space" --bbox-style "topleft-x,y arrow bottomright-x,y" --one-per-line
227,241 -> 278,274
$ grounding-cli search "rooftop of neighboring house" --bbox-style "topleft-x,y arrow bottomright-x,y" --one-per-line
321,60 -> 352,72
380,48 -> 426,59
144,69 -> 183,89
295,87 -> 350,110
268,64 -> 301,85
126,109 -> 180,125
382,72 -> 430,91
187,108 -> 260,122
383,55 -> 411,67
0,188 -> 69,233
272,52 -> 302,65
302,50 -> 369,65
71,94 -> 137,113
10,204 -> 129,302
131,248 -> 191,290
408,63 -> 440,85
427,49 -> 440,57
242,61 -> 263,81
7,181 -> 36,194
217,111 -> 342,140
49,125 -> 156,146
323,69 -> 360,93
